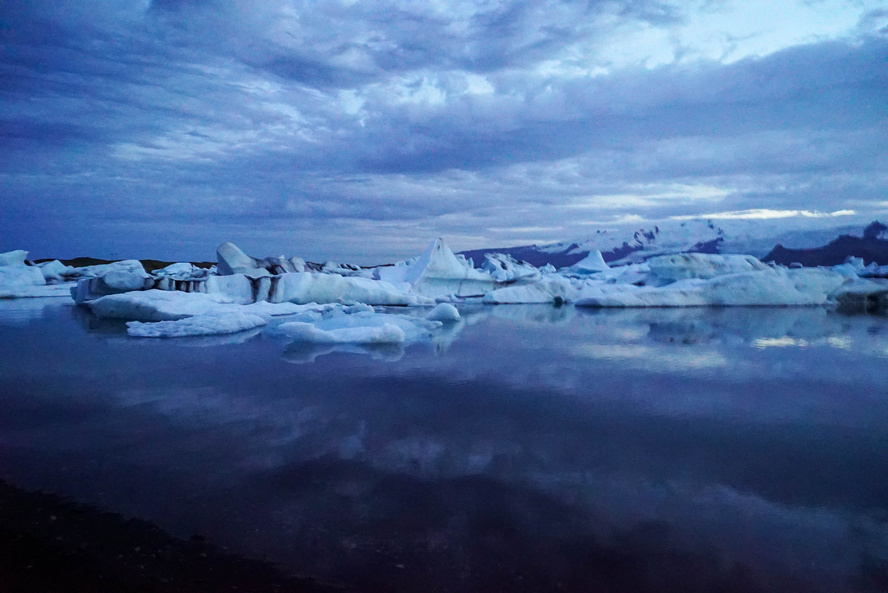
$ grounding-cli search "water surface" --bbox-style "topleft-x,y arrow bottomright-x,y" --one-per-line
1,299 -> 887,592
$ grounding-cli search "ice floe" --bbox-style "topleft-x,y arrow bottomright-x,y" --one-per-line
426,303 -> 461,321
268,272 -> 428,306
88,290 -> 237,321
0,251 -> 76,298
576,267 -> 849,308
127,311 -> 268,338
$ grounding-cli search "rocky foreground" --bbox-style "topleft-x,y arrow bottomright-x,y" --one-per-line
0,480 -> 347,593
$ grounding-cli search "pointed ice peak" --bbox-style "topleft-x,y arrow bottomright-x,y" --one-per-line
216,242 -> 258,276
566,250 -> 610,274
404,237 -> 469,284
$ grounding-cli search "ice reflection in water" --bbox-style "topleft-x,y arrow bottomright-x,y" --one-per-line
0,300 -> 887,592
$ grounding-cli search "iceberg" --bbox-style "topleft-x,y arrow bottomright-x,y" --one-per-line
71,260 -> 154,303
216,242 -> 270,277
564,250 -> 610,275
0,250 -> 29,267
404,238 -> 496,298
481,253 -> 541,283
831,278 -> 888,313
88,289 -> 327,322
482,276 -> 577,304
269,272 -> 427,306
126,310 -> 268,338
0,250 -> 76,298
646,253 -> 770,285
88,290 -> 236,321
37,260 -> 74,283
576,268 -> 849,308
426,303 -> 461,322
216,242 -> 307,276
278,308 -> 443,343
0,264 -> 74,298
153,262 -> 211,280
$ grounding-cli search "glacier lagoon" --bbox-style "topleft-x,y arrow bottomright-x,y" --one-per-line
1,299 -> 887,592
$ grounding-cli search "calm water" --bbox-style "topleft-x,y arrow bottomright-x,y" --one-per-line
1,299 -> 887,592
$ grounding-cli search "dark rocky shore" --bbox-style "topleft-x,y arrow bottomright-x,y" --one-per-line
0,480 -> 348,593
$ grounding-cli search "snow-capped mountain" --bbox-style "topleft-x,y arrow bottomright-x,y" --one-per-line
460,218 -> 887,269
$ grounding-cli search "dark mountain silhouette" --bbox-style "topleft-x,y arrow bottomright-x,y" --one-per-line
763,221 -> 888,266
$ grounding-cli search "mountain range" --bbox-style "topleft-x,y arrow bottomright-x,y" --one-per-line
460,219 -> 888,269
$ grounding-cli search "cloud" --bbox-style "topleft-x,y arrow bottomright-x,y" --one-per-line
1,0 -> 886,261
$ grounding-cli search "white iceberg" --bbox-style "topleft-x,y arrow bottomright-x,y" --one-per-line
37,260 -> 73,283
0,264 -> 74,298
403,238 -> 496,298
216,242 -> 270,277
576,267 -> 849,308
426,303 -> 461,322
126,310 -> 268,338
153,262 -> 211,280
88,289 -> 327,322
88,290 -> 237,321
481,253 -> 541,283
278,308 -> 443,344
564,250 -> 610,275
0,250 -> 28,267
71,260 -> 154,303
646,253 -> 770,285
0,264 -> 46,290
216,242 -> 308,276
482,276 -> 577,304
269,272 -> 427,306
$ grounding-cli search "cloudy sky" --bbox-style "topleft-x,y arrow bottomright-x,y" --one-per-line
2,1 -> 886,263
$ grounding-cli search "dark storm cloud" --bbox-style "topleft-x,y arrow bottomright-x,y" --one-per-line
1,0 -> 886,260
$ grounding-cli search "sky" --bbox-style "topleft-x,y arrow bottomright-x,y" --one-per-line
1,0 -> 886,263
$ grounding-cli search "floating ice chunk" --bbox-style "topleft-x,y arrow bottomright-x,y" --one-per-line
241,300 -> 321,317
271,272 -> 426,306
564,250 -> 610,274
426,303 -> 460,321
127,310 -> 268,338
280,321 -> 406,344
373,261 -> 410,290
71,260 -> 149,278
70,260 -> 153,303
153,262 -> 210,280
216,242 -> 266,276
405,238 -> 495,297
0,264 -> 73,298
0,250 -> 28,267
647,253 -> 770,285
205,274 -> 255,304
481,253 -> 541,283
0,283 -> 77,298
88,290 -> 235,321
483,276 -> 576,304
576,268 -> 849,308
830,278 -> 888,313
38,260 -> 73,283
0,264 -> 45,289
